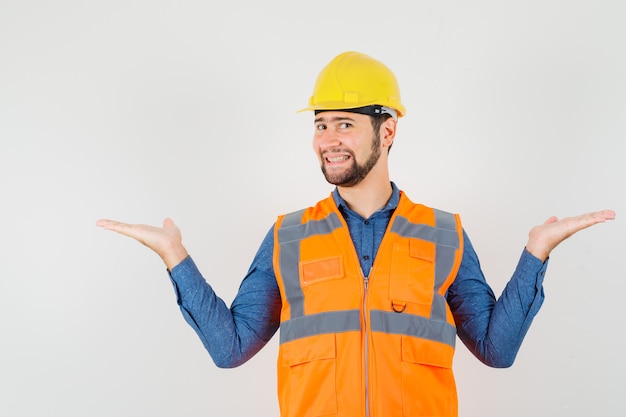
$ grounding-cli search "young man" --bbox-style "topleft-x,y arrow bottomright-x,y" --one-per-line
97,51 -> 615,417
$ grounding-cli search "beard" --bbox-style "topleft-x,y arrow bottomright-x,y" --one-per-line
320,131 -> 381,187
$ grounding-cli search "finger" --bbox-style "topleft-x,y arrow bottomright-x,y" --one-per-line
561,210 -> 614,236
577,210 -> 616,226
96,219 -> 143,238
96,219 -> 131,230
96,219 -> 122,229
543,216 -> 558,225
595,209 -> 616,221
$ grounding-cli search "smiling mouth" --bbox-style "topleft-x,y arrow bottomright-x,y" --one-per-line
325,155 -> 350,163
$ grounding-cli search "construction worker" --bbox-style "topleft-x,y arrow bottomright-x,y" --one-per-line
97,51 -> 615,417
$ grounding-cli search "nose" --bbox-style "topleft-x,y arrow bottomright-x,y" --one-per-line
315,129 -> 341,151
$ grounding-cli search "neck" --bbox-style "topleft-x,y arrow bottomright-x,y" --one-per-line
336,170 -> 392,219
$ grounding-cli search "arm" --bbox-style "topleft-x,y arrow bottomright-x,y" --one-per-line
96,218 -> 281,368
169,228 -> 281,367
447,233 -> 546,368
448,209 -> 615,368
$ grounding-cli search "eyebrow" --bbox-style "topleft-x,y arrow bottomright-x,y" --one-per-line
314,116 -> 356,124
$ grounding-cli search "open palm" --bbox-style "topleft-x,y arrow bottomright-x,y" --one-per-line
96,218 -> 189,270
526,210 -> 615,261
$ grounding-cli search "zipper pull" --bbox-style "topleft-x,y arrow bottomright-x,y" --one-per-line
364,276 -> 369,289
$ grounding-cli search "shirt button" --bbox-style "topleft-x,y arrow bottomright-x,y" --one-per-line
364,255 -> 370,260
364,220 -> 370,225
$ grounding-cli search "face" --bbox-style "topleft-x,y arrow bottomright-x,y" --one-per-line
313,111 -> 382,187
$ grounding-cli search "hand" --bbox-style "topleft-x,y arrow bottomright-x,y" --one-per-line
96,218 -> 189,271
525,210 -> 616,262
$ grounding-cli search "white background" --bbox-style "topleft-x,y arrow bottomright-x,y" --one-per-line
1,1 -> 624,416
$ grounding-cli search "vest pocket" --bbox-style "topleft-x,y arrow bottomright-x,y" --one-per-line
299,256 -> 344,287
280,334 -> 338,416
389,240 -> 436,308
400,335 -> 456,416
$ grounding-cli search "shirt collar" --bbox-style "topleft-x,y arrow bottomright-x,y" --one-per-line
332,181 -> 400,218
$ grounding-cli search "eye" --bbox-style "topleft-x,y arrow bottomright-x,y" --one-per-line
339,122 -> 352,129
315,124 -> 326,131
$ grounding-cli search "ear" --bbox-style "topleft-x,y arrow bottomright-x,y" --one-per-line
381,117 -> 397,148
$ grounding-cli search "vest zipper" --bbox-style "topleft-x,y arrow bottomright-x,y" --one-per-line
363,275 -> 370,417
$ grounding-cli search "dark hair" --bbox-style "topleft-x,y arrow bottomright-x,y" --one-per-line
370,114 -> 393,153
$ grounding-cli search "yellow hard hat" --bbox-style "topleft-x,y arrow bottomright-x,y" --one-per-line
301,51 -> 406,117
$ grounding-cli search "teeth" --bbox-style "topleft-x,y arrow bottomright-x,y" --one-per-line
327,156 -> 348,162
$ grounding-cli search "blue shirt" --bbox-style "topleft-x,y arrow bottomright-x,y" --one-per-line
169,183 -> 547,369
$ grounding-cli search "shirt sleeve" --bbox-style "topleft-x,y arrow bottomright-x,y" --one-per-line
168,226 -> 282,368
447,230 -> 548,368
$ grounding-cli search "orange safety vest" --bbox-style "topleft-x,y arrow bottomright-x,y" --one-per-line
273,191 -> 464,417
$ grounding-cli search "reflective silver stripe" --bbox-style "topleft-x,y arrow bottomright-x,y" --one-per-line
390,215 -> 459,248
279,310 -> 361,344
430,294 -> 448,323
370,310 -> 456,348
277,212 -> 343,319
278,212 -> 343,243
432,210 -> 459,321
281,209 -> 306,228
280,309 -> 456,347
278,210 -> 306,318
433,208 -> 458,235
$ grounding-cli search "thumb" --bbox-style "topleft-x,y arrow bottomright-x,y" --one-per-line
543,216 -> 558,225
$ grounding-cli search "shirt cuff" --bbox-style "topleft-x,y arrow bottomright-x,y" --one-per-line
517,248 -> 549,299
168,256 -> 205,302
